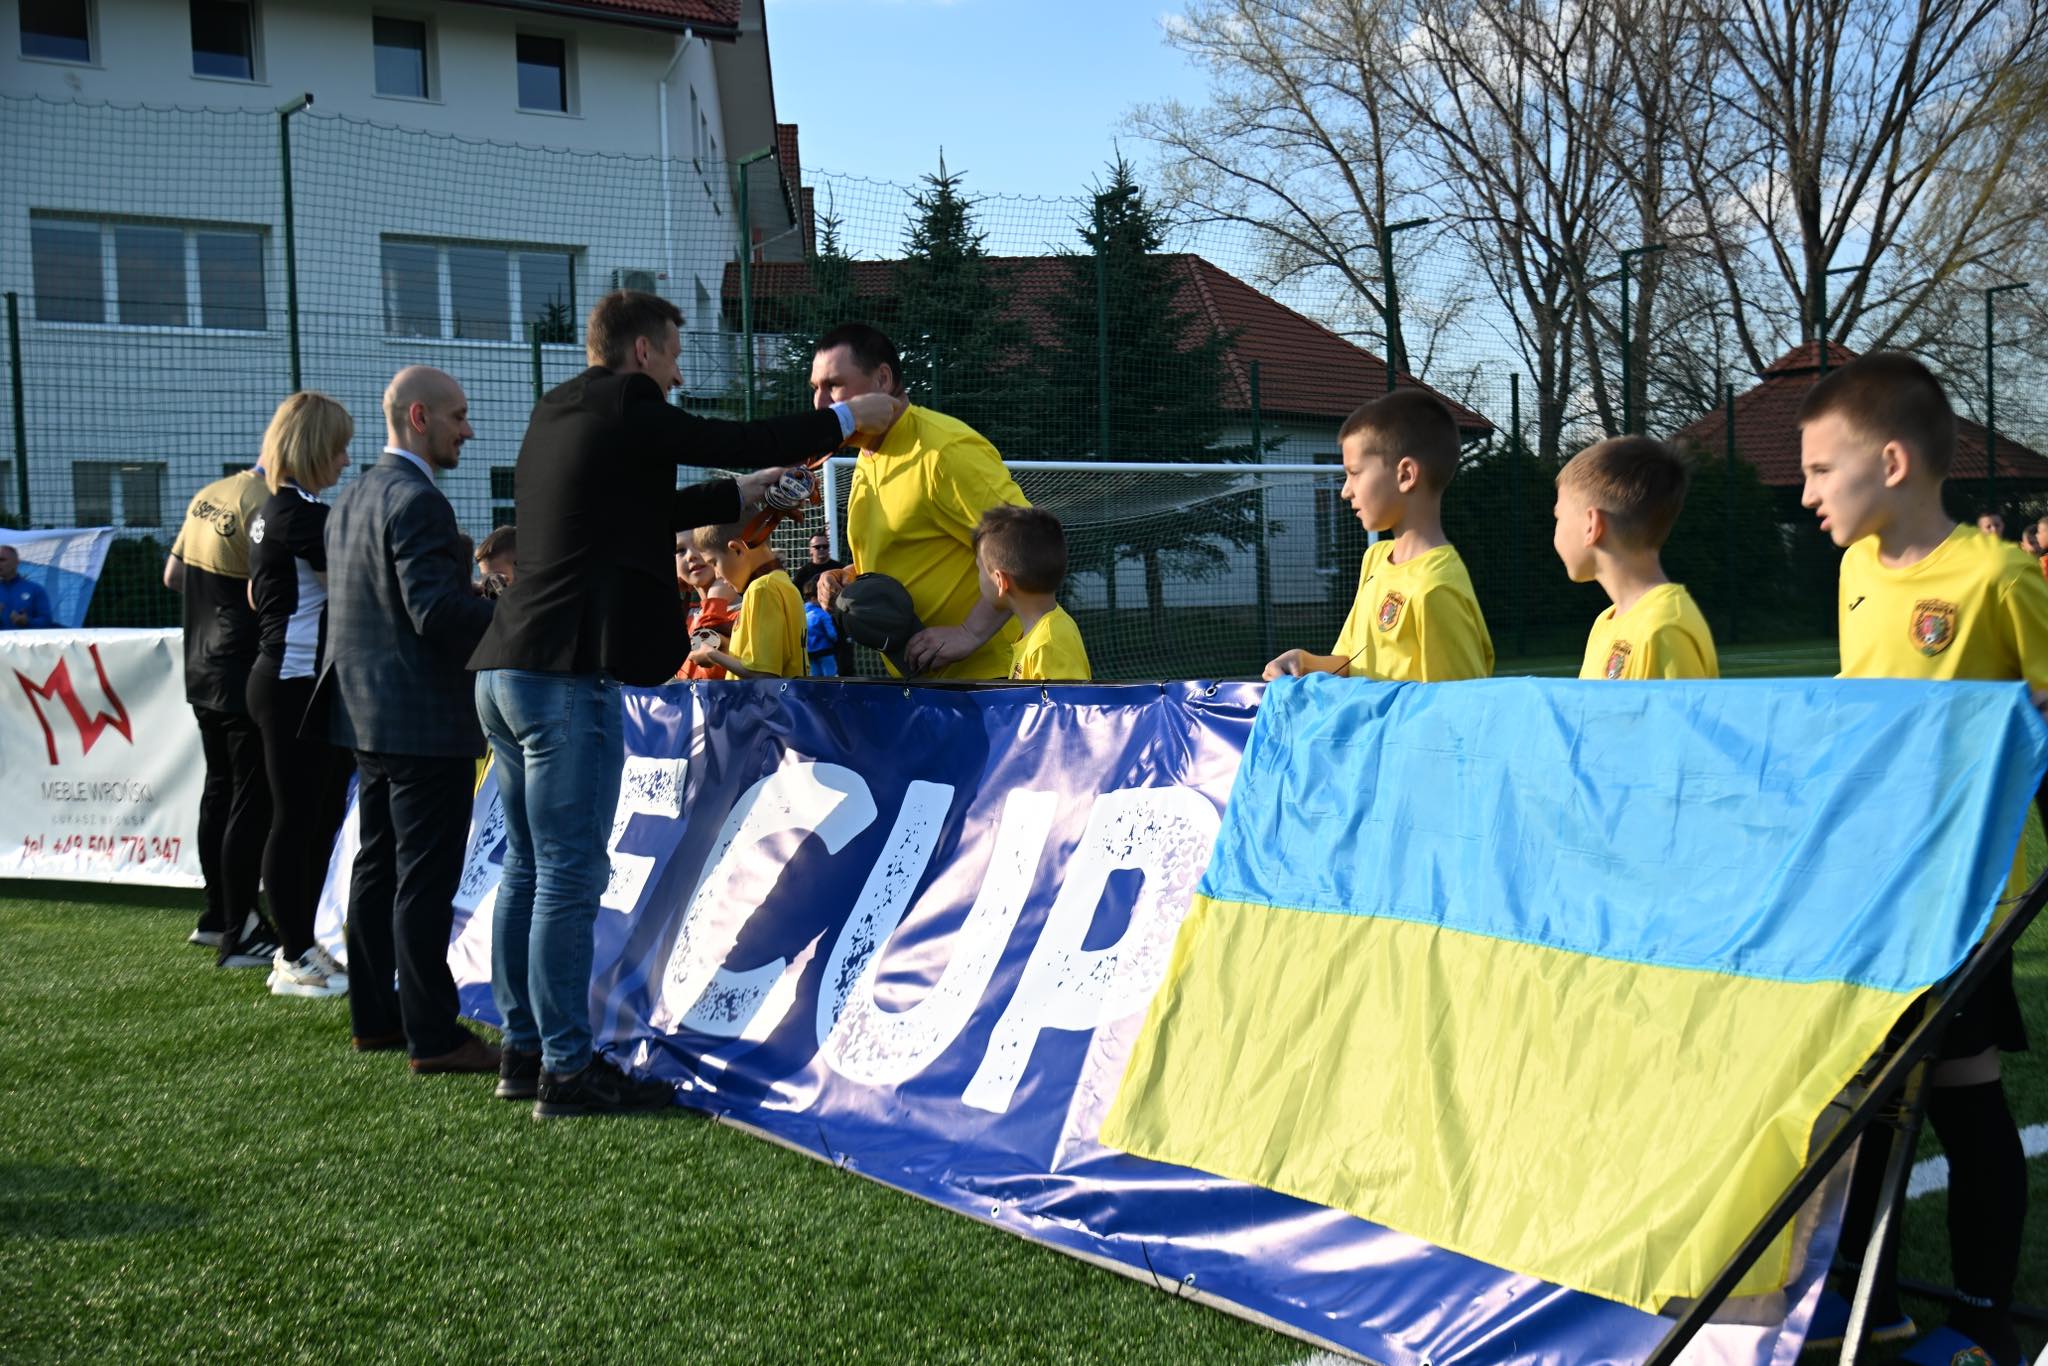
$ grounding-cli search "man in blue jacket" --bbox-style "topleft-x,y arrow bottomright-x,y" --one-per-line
0,545 -> 53,628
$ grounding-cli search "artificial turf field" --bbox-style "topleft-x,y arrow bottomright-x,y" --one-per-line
7,639 -> 2048,1364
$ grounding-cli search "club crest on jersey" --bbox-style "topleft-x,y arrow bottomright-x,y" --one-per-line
249,515 -> 266,545
1604,641 -> 1632,679
1376,591 -> 1406,632
1909,598 -> 1958,657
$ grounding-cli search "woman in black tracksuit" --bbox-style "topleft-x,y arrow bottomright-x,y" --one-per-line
246,391 -> 357,998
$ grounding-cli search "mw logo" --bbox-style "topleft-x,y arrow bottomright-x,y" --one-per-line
15,645 -> 134,765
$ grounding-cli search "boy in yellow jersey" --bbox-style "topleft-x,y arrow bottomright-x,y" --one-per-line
686,521 -> 806,679
1551,436 -> 1718,679
1798,351 -> 2048,1365
807,324 -> 1029,680
973,505 -> 1091,681
1264,389 -> 1492,683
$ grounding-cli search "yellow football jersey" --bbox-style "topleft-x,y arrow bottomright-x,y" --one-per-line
730,569 -> 805,679
170,469 -> 268,578
1331,541 -> 1494,682
1840,524 -> 2048,915
1010,605 -> 1092,681
1578,583 -> 1720,680
846,405 -> 1028,680
1837,525 -> 2048,688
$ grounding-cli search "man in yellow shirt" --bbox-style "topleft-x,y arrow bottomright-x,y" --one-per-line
1797,351 -> 2048,1365
1551,436 -> 1718,680
811,324 -> 1028,679
1264,389 -> 1492,683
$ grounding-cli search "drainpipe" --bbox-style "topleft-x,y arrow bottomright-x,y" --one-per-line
655,30 -> 694,306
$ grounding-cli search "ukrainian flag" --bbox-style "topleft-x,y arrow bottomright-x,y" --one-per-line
1101,676 -> 2047,1312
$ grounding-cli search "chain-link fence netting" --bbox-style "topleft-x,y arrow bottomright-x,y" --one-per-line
4,93 -> 2041,673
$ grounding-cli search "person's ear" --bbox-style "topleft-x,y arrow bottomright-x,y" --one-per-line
1395,456 -> 1421,494
1881,440 -> 1913,489
1584,506 -> 1605,548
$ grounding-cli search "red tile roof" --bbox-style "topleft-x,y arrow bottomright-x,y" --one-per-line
1671,341 -> 2048,486
451,0 -> 739,33
725,253 -> 1493,435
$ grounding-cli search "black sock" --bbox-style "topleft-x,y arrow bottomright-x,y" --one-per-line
1924,1078 -> 2026,1364
1837,1120 -> 1908,1323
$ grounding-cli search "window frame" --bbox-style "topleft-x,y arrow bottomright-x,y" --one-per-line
371,11 -> 436,103
19,0 -> 96,65
28,214 -> 270,335
379,236 -> 580,346
188,0 -> 262,84
513,31 -> 575,115
72,460 -> 167,529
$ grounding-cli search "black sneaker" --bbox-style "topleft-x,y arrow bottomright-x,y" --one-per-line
496,1049 -> 541,1101
219,937 -> 281,970
532,1055 -> 673,1119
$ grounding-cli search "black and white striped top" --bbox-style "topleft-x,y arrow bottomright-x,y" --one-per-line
249,482 -> 330,680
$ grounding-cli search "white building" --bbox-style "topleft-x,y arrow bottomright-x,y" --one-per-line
0,0 -> 805,536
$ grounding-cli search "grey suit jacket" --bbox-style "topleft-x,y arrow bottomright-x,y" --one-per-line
314,452 -> 493,758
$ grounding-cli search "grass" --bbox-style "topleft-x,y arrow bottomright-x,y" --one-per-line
5,642 -> 2045,1365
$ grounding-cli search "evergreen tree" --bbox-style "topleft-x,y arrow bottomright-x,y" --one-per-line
893,155 -> 1029,447
1034,157 -> 1258,621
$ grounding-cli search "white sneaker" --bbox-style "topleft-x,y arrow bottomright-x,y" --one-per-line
305,943 -> 348,989
269,947 -> 348,998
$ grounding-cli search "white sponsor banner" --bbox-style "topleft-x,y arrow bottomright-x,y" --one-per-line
0,628 -> 204,886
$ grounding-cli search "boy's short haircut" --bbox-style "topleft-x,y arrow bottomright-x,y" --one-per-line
1557,436 -> 1691,550
1795,351 -> 1956,476
689,521 -> 748,553
475,525 -> 516,564
1337,389 -> 1462,491
973,505 -> 1068,594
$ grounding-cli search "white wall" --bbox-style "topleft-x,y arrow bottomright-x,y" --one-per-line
0,0 -> 762,533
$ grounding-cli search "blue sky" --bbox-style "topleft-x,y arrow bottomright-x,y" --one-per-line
763,1 -> 1210,197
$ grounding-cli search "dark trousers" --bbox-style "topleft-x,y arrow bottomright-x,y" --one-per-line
247,667 -> 353,959
191,703 -> 269,943
344,750 -> 473,1058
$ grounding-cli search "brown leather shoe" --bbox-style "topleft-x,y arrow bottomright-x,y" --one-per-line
409,1032 -> 502,1075
351,1031 -> 407,1053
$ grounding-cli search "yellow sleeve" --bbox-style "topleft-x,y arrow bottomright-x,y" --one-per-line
1013,616 -> 1091,681
1630,625 -> 1712,680
923,437 -> 1029,546
1331,556 -> 1372,668
1411,586 -> 1494,682
1999,565 -> 2048,691
733,581 -> 799,678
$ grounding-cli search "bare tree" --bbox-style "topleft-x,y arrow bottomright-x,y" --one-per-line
1675,0 -> 2048,374
1131,0 -> 1436,377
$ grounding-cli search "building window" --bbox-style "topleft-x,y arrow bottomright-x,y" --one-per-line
490,467 -> 516,527
190,0 -> 256,80
373,15 -> 430,99
20,0 -> 91,62
515,33 -> 568,113
381,238 -> 576,342
73,462 -> 165,528
29,215 -> 267,331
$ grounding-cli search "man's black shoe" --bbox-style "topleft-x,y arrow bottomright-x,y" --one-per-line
532,1055 -> 673,1118
496,1049 -> 541,1101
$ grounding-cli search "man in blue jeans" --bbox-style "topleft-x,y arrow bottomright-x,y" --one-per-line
468,292 -> 902,1118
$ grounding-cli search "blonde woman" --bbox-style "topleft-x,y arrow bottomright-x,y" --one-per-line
246,391 -> 356,999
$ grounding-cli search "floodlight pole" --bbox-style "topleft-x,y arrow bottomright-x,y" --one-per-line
1617,243 -> 1665,433
1378,218 -> 1431,391
1985,282 -> 2030,520
1816,265 -> 1860,376
277,92 -> 313,392
735,146 -> 776,420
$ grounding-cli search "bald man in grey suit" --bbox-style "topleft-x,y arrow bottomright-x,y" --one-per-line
317,366 -> 496,1075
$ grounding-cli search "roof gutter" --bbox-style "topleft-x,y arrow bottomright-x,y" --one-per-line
452,0 -> 739,39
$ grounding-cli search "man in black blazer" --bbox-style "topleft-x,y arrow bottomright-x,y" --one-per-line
320,365 -> 498,1075
469,291 -> 901,1118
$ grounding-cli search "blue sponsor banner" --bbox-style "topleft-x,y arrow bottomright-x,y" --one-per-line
338,680 -> 1837,1365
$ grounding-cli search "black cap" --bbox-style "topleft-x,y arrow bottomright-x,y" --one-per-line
831,573 -> 925,676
